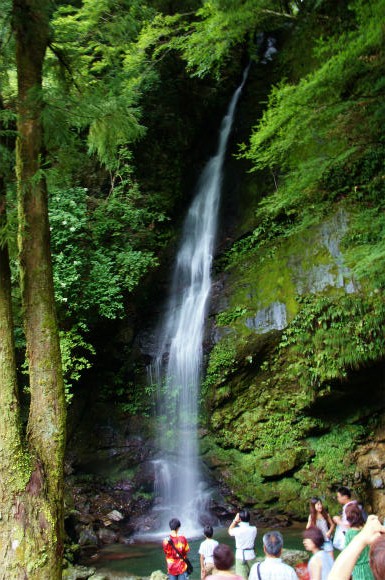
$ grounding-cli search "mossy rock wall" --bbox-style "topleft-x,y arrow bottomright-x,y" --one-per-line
201,205 -> 385,519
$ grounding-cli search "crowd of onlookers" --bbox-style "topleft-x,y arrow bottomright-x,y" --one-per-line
162,486 -> 385,580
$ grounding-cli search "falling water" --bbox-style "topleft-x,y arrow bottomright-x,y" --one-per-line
150,68 -> 249,535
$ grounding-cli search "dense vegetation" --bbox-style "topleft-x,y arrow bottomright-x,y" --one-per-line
198,0 -> 385,515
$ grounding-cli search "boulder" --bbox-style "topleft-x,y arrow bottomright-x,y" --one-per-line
150,571 -> 168,580
62,565 -> 96,579
260,448 -> 312,479
79,527 -> 98,547
281,549 -> 309,567
97,527 -> 119,544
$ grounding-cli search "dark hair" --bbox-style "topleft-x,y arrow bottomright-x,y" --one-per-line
303,527 -> 325,549
204,524 -> 214,538
169,518 -> 181,531
263,531 -> 283,556
213,544 -> 235,571
239,509 -> 250,523
370,535 -> 385,580
345,503 -> 365,528
337,486 -> 351,498
308,497 -> 330,528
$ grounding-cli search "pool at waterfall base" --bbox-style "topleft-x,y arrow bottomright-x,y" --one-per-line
82,525 -> 308,578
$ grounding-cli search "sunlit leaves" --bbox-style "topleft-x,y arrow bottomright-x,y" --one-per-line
243,0 -> 385,217
49,185 -> 159,321
47,0 -> 155,169
135,0 -> 297,79
172,0 -> 295,78
87,96 -> 145,167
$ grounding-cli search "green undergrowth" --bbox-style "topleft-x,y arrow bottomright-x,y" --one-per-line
272,292 -> 385,391
201,422 -> 370,513
307,425 -> 367,485
202,0 -> 385,517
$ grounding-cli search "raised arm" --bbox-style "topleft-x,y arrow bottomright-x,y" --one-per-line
328,515 -> 385,580
228,513 -> 240,535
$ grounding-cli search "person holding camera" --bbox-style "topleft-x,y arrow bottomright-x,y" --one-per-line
228,509 -> 257,578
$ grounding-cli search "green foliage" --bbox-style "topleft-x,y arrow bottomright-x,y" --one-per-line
216,306 -> 248,326
224,218 -> 288,264
44,0 -> 158,170
117,382 -> 156,417
136,0 -> 298,79
0,0 -> 15,104
275,293 -> 385,390
172,1 -> 261,78
86,96 -> 145,167
212,392 -> 320,452
295,425 -> 367,497
59,323 -> 95,403
202,337 -> 237,395
251,413 -> 315,454
49,185 -> 159,321
241,0 -> 385,246
308,425 -> 366,484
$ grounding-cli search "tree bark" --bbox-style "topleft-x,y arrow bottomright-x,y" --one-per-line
0,1 -> 67,577
0,111 -> 26,579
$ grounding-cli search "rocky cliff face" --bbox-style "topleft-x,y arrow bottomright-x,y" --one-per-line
200,199 -> 385,519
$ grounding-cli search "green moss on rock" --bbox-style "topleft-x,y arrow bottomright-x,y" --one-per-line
202,208 -> 383,517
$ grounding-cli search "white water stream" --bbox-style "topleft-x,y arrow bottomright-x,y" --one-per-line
149,69 -> 249,536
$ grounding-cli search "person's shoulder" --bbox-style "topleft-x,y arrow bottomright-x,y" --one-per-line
279,561 -> 298,578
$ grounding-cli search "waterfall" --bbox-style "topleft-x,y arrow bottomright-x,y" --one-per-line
150,68 -> 249,536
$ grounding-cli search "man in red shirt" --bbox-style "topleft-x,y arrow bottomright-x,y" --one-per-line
163,518 -> 190,580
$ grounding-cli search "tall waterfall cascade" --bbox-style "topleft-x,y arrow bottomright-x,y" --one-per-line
149,68 -> 249,536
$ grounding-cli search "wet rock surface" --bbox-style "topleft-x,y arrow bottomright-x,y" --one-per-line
65,400 -> 157,554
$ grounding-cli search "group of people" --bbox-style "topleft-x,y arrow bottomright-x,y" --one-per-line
162,513 -> 297,580
162,487 -> 385,580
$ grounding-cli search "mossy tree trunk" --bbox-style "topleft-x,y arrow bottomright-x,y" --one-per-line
0,105 -> 27,577
0,1 -> 66,578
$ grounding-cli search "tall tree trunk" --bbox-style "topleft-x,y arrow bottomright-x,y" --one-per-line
0,1 -> 67,578
0,116 -> 26,578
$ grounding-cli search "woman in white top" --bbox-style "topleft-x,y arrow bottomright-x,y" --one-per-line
306,497 -> 335,558
303,527 -> 333,580
199,525 -> 219,578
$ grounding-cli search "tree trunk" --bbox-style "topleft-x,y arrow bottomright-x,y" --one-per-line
0,1 -> 67,577
0,119 -> 27,578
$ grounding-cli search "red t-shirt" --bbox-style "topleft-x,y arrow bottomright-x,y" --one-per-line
163,535 -> 190,575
